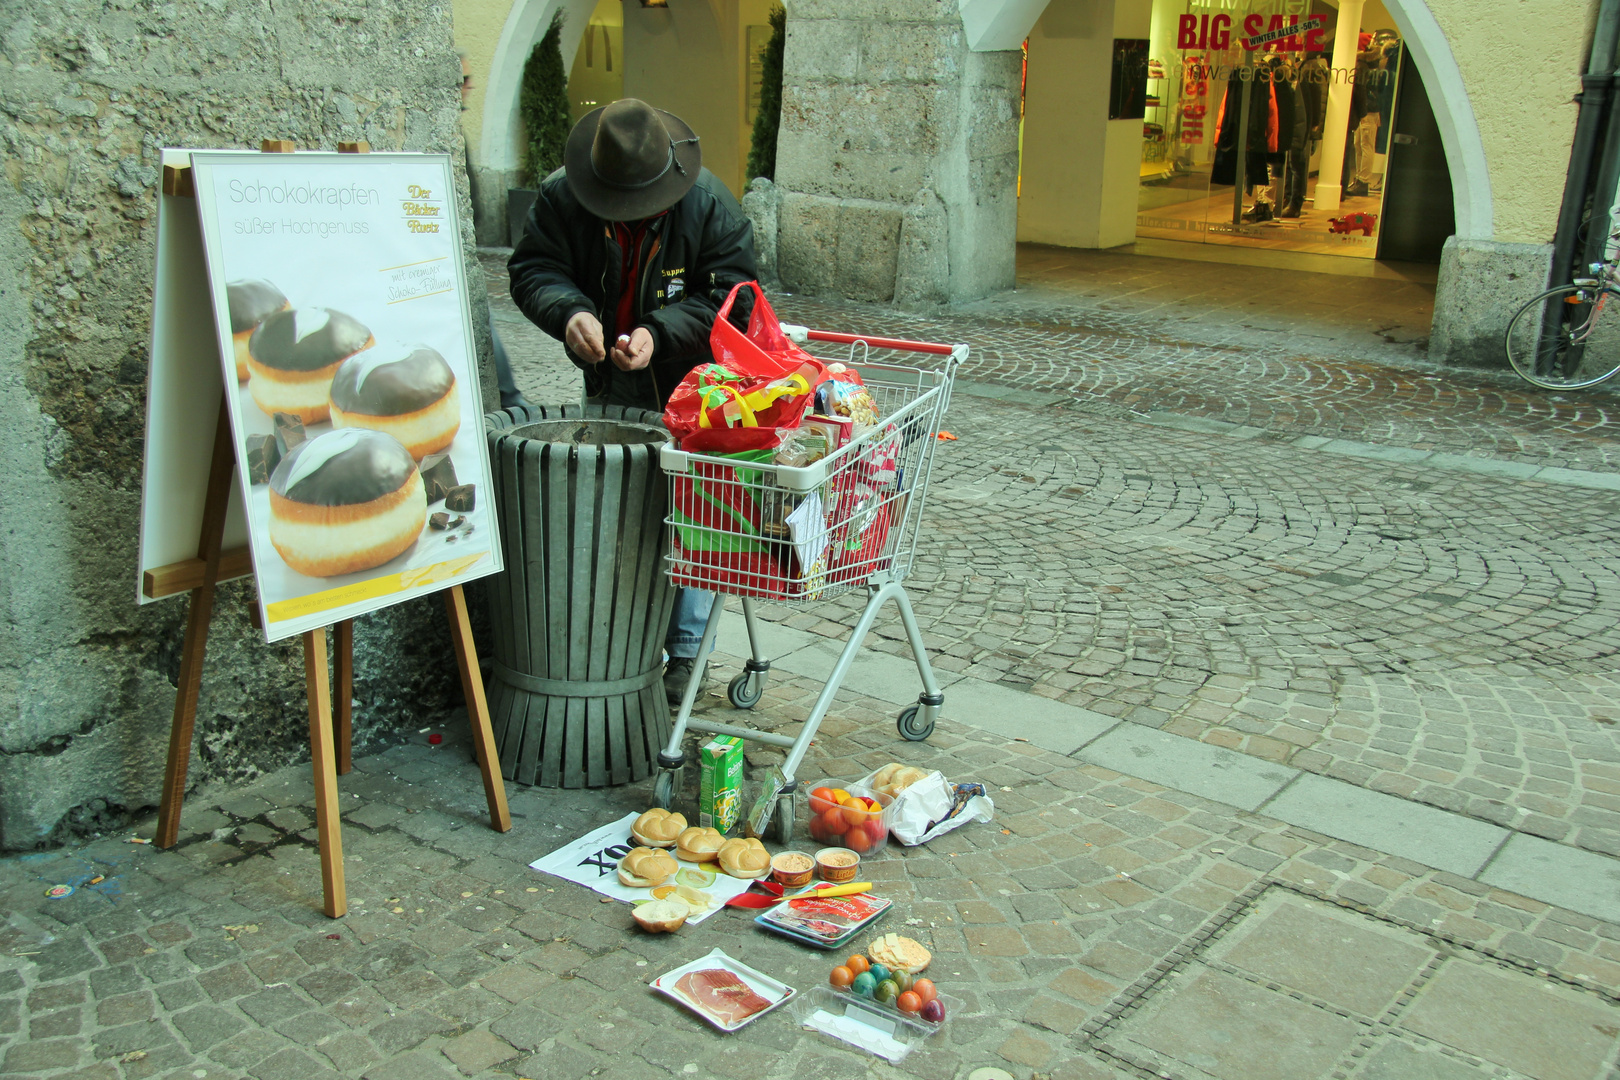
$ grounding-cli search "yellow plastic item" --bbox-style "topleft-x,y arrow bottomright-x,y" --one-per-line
739,373 -> 811,413
776,881 -> 872,904
696,383 -> 757,429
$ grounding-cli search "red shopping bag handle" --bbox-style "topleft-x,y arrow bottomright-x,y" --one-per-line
716,280 -> 793,355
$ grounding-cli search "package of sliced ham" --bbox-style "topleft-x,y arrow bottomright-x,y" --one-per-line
652,948 -> 796,1032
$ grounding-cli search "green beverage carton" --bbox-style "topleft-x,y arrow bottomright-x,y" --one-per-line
699,735 -> 746,834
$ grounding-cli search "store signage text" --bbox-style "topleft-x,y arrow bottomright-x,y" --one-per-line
1176,13 -> 1326,52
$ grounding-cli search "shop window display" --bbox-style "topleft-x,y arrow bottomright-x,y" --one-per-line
1136,0 -> 1404,259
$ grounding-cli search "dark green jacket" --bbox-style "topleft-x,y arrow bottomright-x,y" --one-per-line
508,167 -> 757,410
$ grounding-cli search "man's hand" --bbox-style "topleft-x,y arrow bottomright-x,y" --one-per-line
566,311 -> 606,364
609,327 -> 654,371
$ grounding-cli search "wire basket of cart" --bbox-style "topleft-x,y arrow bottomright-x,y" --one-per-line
654,324 -> 965,844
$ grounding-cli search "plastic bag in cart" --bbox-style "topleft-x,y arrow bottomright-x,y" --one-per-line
664,281 -> 828,454
855,767 -> 994,846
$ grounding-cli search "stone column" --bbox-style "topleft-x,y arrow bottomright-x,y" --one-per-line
773,0 -> 1022,306
1313,0 -> 1365,217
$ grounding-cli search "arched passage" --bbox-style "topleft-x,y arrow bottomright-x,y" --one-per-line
968,0 -> 1492,244
473,0 -> 778,244
478,0 -> 600,185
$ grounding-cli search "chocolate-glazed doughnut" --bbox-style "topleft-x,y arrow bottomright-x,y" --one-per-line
329,343 -> 462,459
268,428 -> 425,577
247,307 -> 374,424
226,279 -> 289,383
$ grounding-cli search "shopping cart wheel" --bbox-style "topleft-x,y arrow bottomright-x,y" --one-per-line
896,705 -> 935,742
773,795 -> 795,846
727,671 -> 765,710
653,769 -> 677,810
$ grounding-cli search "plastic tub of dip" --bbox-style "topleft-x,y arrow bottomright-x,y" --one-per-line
771,850 -> 816,889
815,847 -> 861,883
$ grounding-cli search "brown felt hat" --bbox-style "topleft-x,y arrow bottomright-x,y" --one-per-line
564,98 -> 701,221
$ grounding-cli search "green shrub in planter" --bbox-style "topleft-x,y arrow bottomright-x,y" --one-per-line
521,11 -> 570,188
746,4 -> 786,183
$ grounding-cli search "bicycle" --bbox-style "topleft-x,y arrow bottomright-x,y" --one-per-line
1504,244 -> 1620,390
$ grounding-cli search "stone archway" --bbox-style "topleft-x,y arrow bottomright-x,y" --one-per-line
473,0 -> 599,239
957,0 -> 1493,238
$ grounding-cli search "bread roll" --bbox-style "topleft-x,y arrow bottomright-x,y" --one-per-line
617,847 -> 679,888
870,763 -> 930,799
675,826 -> 726,862
716,837 -> 770,879
631,808 -> 687,847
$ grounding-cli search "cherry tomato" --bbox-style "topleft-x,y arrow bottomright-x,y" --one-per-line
840,802 -> 869,828
808,817 -> 827,843
846,954 -> 870,975
820,807 -> 849,836
829,965 -> 854,987
809,787 -> 838,815
896,990 -> 922,1013
845,827 -> 872,853
912,978 -> 937,1004
864,818 -> 886,844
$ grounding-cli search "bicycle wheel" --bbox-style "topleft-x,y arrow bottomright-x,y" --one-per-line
1504,285 -> 1620,390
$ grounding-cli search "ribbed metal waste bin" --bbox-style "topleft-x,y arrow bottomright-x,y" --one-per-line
483,404 -> 676,787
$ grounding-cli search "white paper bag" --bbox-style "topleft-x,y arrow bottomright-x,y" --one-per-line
856,768 -> 994,847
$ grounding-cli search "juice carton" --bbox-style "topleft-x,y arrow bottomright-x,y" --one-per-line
699,735 -> 746,834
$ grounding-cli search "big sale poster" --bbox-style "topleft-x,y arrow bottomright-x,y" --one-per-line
189,151 -> 502,641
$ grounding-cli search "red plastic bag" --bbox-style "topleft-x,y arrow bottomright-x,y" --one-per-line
664,282 -> 827,453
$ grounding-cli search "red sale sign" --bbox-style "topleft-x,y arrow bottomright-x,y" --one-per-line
1176,12 -> 1326,52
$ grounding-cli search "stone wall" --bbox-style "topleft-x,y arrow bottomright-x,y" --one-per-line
0,0 -> 495,850
771,0 -> 1022,307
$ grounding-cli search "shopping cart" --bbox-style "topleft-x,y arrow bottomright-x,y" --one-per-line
653,325 -> 964,843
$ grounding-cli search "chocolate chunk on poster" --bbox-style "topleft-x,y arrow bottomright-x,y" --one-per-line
245,434 -> 280,484
272,412 -> 306,453
420,452 -> 458,503
428,511 -> 450,530
444,484 -> 475,512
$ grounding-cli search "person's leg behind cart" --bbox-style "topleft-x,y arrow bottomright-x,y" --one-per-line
665,588 -> 717,705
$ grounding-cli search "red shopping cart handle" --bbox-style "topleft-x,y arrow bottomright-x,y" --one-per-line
805,329 -> 956,356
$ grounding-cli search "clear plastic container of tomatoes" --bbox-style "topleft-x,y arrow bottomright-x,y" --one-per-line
802,782 -> 894,858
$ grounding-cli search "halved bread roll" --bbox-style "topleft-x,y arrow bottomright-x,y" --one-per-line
868,932 -> 931,974
632,899 -> 689,933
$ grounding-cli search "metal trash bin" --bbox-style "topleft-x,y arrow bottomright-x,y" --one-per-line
483,404 -> 676,787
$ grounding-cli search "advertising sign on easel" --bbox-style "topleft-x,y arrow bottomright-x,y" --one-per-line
137,144 -> 510,918
160,149 -> 504,638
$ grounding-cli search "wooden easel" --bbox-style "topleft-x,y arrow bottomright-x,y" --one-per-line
148,140 -> 510,918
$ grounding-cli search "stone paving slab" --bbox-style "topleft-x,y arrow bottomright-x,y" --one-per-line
1081,724 -> 1297,813
940,676 -> 1119,756
1264,773 -> 1509,880
1479,833 -> 1620,925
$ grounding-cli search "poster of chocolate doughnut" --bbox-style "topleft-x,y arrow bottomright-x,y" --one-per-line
188,151 -> 503,642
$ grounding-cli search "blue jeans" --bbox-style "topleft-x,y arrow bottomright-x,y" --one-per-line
666,588 -> 716,660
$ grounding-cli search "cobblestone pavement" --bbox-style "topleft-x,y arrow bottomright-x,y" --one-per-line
3,667 -> 1618,1080
484,246 -> 1620,862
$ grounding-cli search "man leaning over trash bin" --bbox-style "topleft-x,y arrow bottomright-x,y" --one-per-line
508,97 -> 758,706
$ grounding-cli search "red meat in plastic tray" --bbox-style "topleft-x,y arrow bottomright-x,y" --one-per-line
674,968 -> 773,1025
